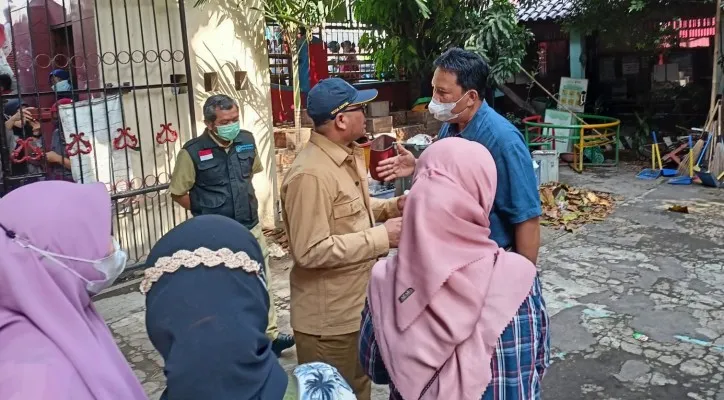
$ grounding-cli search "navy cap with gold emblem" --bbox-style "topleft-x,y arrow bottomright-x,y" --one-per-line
306,78 -> 378,126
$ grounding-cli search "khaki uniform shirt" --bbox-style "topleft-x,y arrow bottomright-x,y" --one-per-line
281,132 -> 400,336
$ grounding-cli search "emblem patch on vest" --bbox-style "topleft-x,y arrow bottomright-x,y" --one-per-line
198,149 -> 213,161
236,144 -> 255,153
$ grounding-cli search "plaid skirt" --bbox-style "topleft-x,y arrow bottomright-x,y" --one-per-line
359,275 -> 550,400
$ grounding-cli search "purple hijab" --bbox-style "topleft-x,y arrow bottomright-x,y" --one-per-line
0,181 -> 147,400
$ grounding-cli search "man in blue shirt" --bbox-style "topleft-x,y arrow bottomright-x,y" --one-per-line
375,47 -> 550,398
377,48 -> 541,262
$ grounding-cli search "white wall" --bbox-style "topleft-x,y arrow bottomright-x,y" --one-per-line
184,0 -> 277,228
93,0 -> 277,228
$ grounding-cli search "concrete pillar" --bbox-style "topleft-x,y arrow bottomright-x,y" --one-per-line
569,29 -> 585,79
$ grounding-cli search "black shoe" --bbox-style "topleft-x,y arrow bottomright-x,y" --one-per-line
272,333 -> 295,357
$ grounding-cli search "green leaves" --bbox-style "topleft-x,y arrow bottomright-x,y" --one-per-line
628,0 -> 647,12
464,0 -> 532,85
354,0 -> 475,80
353,0 -> 530,86
414,0 -> 431,18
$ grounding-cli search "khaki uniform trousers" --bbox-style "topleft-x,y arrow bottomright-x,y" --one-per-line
250,224 -> 278,340
294,330 -> 371,400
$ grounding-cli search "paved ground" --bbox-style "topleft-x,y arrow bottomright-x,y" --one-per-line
96,164 -> 724,400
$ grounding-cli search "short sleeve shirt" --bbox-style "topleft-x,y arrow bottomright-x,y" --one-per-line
437,102 -> 541,248
169,137 -> 263,196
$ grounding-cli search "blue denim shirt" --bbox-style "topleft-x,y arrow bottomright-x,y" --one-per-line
437,101 -> 541,248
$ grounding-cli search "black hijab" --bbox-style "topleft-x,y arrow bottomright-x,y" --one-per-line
144,215 -> 288,400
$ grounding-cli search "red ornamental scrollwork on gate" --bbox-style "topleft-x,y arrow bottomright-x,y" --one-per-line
156,123 -> 178,144
11,138 -> 44,163
65,133 -> 93,156
113,127 -> 139,150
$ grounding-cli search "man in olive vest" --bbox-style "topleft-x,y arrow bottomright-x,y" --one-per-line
169,94 -> 295,356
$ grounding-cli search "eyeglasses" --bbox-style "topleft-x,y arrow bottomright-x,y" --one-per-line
323,105 -> 366,124
342,105 -> 366,114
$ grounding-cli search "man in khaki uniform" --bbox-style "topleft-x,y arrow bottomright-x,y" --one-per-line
281,78 -> 404,400
169,94 -> 294,356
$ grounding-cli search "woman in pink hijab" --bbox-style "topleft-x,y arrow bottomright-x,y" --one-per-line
0,181 -> 147,400
359,137 -> 550,400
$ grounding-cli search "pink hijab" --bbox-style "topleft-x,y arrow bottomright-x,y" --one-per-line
0,181 -> 147,400
367,138 -> 537,400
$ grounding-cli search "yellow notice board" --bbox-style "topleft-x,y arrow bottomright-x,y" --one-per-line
558,77 -> 588,113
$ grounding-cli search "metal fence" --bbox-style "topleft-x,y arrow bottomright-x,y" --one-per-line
265,21 -> 381,84
324,24 -> 378,81
1,0 -> 196,269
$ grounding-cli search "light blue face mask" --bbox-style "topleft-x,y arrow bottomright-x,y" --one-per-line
17,238 -> 128,295
53,80 -> 73,92
215,121 -> 240,141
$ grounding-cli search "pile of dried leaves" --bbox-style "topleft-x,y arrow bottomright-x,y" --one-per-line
539,183 -> 620,231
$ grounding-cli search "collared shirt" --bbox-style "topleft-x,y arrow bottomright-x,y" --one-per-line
438,102 -> 541,248
281,132 -> 400,336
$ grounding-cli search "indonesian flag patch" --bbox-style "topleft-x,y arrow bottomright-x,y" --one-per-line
198,149 -> 213,162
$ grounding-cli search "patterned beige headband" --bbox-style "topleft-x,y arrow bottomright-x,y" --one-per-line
139,247 -> 263,294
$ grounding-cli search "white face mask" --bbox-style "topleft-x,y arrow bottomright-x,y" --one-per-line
428,91 -> 472,122
17,238 -> 128,295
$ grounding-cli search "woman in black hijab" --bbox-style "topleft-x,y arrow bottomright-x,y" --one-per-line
142,215 -> 356,400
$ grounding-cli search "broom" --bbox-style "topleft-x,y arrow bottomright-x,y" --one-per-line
677,138 -> 705,176
704,102 -> 722,173
681,101 -> 720,176
709,112 -> 724,180
710,138 -> 724,182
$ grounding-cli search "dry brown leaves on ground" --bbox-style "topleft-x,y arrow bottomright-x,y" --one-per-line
263,228 -> 289,249
539,183 -> 620,232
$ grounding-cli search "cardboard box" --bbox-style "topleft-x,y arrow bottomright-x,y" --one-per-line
367,101 -> 390,117
275,148 -> 297,170
366,116 -> 394,134
277,127 -> 312,151
275,148 -> 298,194
406,111 -> 426,125
390,111 -> 407,126
273,129 -> 287,148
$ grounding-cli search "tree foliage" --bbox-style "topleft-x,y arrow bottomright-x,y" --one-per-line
354,0 -> 461,81
462,0 -> 534,85
354,0 -> 532,88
